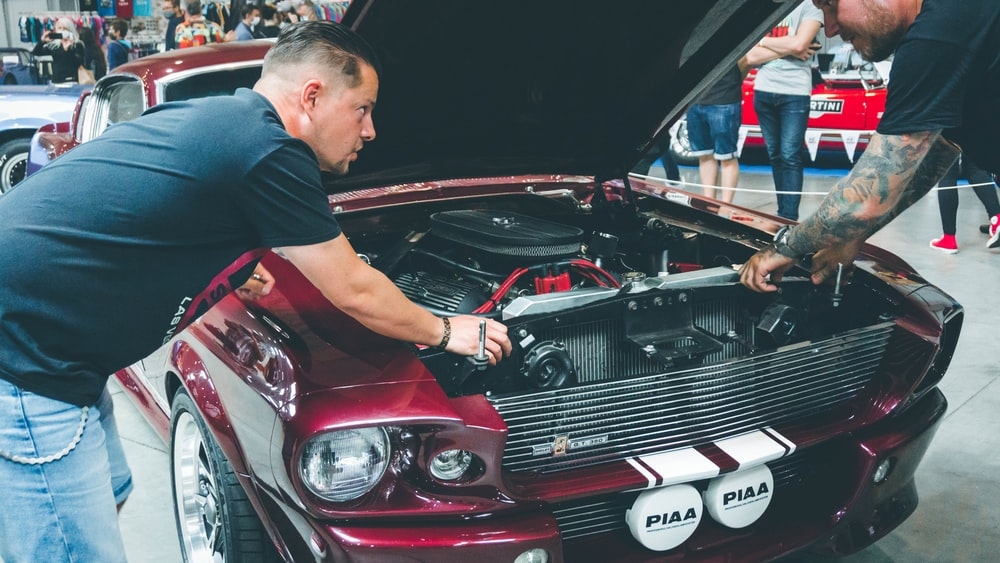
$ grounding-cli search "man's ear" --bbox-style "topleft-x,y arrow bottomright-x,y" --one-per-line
300,78 -> 322,112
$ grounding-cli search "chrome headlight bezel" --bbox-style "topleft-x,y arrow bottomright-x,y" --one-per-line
298,426 -> 391,503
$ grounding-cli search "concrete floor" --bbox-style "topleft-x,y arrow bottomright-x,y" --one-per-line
108,158 -> 1000,562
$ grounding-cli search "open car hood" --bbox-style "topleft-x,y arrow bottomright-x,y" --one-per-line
329,0 -> 797,191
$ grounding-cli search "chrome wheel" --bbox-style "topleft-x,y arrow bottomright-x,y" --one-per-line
170,389 -> 281,563
173,409 -> 224,562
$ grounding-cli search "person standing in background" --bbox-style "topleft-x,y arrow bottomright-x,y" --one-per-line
31,18 -> 85,83
751,0 -> 823,220
78,26 -> 107,81
686,62 -> 746,204
106,20 -> 132,71
231,4 -> 261,41
175,0 -> 226,48
292,0 -> 319,22
258,4 -> 282,38
162,0 -> 185,51
928,153 -> 1000,253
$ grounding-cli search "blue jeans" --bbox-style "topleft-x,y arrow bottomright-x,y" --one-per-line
0,379 -> 133,562
754,91 -> 810,220
686,102 -> 741,160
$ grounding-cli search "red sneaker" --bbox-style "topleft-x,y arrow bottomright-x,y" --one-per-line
930,236 -> 958,254
988,216 -> 1000,248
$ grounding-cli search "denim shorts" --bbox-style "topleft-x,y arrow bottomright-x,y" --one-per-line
686,102 -> 742,160
0,378 -> 132,562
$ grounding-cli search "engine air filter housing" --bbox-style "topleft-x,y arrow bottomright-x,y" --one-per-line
430,210 -> 584,258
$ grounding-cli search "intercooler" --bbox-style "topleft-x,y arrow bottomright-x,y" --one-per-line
487,320 -> 895,474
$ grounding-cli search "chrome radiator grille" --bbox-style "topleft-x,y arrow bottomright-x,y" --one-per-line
488,322 -> 894,473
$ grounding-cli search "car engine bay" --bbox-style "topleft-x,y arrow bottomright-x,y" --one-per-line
338,193 -> 898,399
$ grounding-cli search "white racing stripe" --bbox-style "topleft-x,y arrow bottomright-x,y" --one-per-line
628,428 -> 798,488
762,426 -> 797,455
627,448 -> 720,490
715,430 -> 788,469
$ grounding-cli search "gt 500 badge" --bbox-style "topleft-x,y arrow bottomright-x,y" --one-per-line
531,434 -> 609,457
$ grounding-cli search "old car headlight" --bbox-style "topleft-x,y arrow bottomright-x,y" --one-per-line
299,427 -> 390,502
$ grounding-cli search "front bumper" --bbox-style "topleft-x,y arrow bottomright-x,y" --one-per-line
304,388 -> 945,563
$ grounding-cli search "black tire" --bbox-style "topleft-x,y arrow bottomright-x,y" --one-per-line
170,388 -> 281,563
0,137 -> 31,195
668,119 -> 700,167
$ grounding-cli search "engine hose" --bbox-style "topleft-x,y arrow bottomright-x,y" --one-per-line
409,248 -> 508,279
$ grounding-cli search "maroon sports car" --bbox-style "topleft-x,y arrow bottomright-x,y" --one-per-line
33,2 -> 960,562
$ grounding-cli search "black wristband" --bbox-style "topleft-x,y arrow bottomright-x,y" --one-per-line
438,317 -> 451,349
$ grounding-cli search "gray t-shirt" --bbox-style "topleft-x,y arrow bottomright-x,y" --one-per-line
753,2 -> 823,96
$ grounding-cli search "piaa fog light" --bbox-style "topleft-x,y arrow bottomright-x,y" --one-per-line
429,449 -> 473,481
703,464 -> 773,529
299,427 -> 390,502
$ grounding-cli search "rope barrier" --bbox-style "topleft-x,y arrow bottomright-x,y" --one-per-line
628,173 -> 996,196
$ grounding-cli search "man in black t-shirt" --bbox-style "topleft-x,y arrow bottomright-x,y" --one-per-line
741,0 -> 1000,292
0,22 -> 511,562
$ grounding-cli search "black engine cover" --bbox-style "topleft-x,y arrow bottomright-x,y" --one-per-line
430,210 -> 584,258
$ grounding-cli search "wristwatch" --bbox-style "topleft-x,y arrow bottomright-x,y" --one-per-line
772,226 -> 802,260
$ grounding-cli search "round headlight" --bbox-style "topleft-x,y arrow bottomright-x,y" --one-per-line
299,427 -> 390,502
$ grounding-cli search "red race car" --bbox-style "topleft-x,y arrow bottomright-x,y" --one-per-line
670,57 -> 889,166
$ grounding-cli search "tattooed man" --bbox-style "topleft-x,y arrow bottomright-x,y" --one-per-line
741,0 -> 1000,292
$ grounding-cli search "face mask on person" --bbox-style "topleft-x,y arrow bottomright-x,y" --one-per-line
58,30 -> 75,41
163,10 -> 175,17
251,16 -> 260,25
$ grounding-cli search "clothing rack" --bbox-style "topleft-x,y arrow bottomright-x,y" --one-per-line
17,12 -> 107,45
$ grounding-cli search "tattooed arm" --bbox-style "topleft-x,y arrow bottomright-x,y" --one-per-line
739,130 -> 959,292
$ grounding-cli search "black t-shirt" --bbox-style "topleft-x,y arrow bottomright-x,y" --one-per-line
876,0 -> 1000,171
695,64 -> 743,106
0,88 -> 341,406
32,40 -> 85,83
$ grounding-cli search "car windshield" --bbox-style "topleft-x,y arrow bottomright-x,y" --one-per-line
163,66 -> 262,102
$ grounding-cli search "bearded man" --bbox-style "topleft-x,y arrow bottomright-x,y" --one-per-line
740,0 -> 1000,291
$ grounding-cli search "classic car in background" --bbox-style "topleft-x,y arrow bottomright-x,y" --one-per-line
669,56 -> 888,166
27,40 -> 268,175
40,2 -> 960,562
0,82 -> 90,193
1,48 -> 39,85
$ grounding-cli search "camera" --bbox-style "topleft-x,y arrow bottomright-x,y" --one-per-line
49,32 -> 63,39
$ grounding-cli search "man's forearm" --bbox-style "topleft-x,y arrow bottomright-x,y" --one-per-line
784,131 -> 958,256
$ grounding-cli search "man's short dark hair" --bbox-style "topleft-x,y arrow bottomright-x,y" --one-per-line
187,0 -> 201,16
259,3 -> 276,20
110,19 -> 129,38
264,21 -> 382,87
241,3 -> 258,19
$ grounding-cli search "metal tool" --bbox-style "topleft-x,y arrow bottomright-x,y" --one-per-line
473,319 -> 489,370
831,263 -> 844,307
